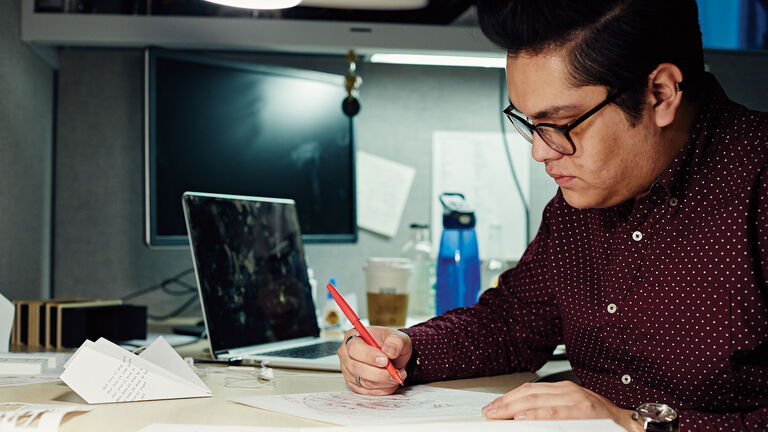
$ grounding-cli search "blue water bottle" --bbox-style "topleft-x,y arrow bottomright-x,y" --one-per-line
436,193 -> 481,314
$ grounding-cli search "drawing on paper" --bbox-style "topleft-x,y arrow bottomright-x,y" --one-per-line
230,385 -> 501,426
284,391 -> 453,413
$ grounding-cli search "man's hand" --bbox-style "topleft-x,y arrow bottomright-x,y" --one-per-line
337,327 -> 412,395
481,381 -> 642,431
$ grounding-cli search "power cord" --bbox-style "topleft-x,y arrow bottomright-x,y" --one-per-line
120,268 -> 200,320
499,69 -> 531,246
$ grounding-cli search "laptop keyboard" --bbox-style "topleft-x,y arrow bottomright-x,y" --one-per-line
258,341 -> 341,359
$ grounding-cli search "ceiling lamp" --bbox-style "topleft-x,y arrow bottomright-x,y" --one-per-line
203,0 -> 301,9
370,53 -> 506,68
300,0 -> 428,9
202,0 -> 428,10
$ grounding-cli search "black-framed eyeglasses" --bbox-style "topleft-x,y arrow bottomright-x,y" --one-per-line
503,90 -> 624,156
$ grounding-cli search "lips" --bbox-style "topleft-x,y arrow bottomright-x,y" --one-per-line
553,176 -> 574,185
547,169 -> 575,185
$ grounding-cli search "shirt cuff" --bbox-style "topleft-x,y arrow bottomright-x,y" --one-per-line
400,323 -> 455,383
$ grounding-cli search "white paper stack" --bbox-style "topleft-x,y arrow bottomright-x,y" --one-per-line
60,336 -> 211,404
0,357 -> 48,375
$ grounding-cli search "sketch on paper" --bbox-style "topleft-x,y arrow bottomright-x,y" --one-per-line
230,385 -> 500,425
289,390 -> 451,413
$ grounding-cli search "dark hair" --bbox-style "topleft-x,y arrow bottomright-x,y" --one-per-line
476,0 -> 705,123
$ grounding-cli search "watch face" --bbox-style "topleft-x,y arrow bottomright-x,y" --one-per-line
637,402 -> 678,422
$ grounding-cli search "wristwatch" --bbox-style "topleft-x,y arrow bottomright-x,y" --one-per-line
632,403 -> 679,432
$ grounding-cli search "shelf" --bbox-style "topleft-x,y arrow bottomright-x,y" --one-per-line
21,0 -> 499,56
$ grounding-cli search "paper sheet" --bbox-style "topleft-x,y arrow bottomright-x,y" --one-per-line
138,420 -> 625,432
0,353 -> 71,388
59,336 -> 211,404
230,385 -> 500,426
432,131 -> 533,262
138,426 -> 289,432
356,151 -> 415,238
0,402 -> 93,432
0,358 -> 47,375
0,293 -> 13,352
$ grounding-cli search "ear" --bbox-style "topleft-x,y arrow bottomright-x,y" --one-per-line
647,63 -> 684,128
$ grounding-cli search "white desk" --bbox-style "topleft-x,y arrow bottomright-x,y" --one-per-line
0,340 -> 571,431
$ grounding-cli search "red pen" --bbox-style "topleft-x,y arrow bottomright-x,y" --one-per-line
326,282 -> 405,386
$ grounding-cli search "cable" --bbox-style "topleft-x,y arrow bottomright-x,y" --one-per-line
499,69 -> 531,246
121,268 -> 195,301
147,293 -> 199,321
120,267 -> 200,320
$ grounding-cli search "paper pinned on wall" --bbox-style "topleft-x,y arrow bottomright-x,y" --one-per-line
60,336 -> 211,404
432,131 -> 533,262
356,151 -> 415,238
0,293 -> 13,352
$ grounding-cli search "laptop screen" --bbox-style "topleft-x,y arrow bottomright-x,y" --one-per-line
182,192 -> 320,355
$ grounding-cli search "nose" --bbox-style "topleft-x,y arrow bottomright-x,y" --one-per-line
531,132 -> 563,163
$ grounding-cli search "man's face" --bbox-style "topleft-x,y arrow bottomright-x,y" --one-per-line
506,52 -> 663,209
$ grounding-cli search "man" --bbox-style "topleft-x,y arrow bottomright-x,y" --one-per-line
337,1 -> 768,430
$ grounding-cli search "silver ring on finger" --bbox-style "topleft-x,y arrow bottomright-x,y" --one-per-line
345,334 -> 361,346
355,375 -> 362,387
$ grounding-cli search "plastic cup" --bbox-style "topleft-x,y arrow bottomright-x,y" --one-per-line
364,258 -> 412,327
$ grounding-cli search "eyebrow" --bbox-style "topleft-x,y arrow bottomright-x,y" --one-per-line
509,101 -> 582,121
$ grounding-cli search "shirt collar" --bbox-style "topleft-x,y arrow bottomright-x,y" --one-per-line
643,73 -> 728,206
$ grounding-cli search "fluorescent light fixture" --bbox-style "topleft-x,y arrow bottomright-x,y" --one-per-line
301,0 -> 428,9
203,0 -> 301,9
369,53 -> 506,68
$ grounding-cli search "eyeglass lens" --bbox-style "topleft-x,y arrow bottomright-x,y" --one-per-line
507,114 -> 534,142
506,112 -> 573,155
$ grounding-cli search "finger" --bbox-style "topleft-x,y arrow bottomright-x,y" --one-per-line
346,377 -> 399,396
483,392 -> 560,419
510,404 -> 584,421
380,333 -> 406,360
483,382 -> 555,411
485,381 -> 575,408
483,383 -> 582,419
340,352 -> 400,389
346,336 -> 392,369
347,358 -> 405,387
343,328 -> 359,340
341,362 -> 400,395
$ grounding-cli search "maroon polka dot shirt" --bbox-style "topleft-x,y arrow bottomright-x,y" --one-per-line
403,75 -> 768,431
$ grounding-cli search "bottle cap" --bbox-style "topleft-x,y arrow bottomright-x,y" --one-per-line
439,193 -> 476,229
326,278 -> 337,299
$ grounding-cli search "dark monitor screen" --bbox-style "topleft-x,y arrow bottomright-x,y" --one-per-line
144,48 -> 357,247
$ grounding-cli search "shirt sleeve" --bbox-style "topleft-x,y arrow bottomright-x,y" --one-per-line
757,163 -> 768,297
678,407 -> 768,431
662,164 -> 768,432
402,198 -> 563,384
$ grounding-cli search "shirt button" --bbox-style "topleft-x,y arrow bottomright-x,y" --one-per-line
621,374 -> 632,385
607,303 -> 617,314
632,231 -> 643,241
668,197 -> 679,207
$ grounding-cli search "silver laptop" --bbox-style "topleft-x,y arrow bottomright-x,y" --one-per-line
182,192 -> 341,371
